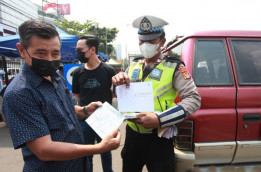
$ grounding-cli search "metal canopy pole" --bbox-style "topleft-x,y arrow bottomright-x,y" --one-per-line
1,55 -> 9,86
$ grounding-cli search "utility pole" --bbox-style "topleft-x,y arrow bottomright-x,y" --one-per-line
42,0 -> 45,20
56,0 -> 59,19
105,28 -> 107,55
93,18 -> 97,36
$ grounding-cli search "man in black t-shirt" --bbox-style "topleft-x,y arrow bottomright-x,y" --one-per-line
72,35 -> 116,172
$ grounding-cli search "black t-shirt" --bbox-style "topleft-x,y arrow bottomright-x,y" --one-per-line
72,62 -> 116,106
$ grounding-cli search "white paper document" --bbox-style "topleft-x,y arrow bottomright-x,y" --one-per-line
86,102 -> 124,139
116,81 -> 154,113
122,113 -> 139,119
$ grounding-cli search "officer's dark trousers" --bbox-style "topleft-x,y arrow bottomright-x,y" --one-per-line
121,125 -> 175,172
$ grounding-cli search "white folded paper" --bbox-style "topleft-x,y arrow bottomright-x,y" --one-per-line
86,102 -> 124,139
158,125 -> 178,139
122,113 -> 138,119
116,81 -> 154,113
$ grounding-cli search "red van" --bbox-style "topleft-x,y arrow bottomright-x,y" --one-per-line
165,31 -> 261,171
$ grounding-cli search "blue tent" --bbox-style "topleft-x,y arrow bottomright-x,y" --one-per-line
97,51 -> 109,62
0,25 -> 110,63
0,26 -> 78,63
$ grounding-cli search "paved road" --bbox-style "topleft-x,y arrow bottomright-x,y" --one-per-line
0,122 -> 24,172
92,121 -> 127,172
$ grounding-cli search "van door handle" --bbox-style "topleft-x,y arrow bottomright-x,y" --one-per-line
243,113 -> 260,122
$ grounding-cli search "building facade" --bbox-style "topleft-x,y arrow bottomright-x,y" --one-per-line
0,0 -> 38,34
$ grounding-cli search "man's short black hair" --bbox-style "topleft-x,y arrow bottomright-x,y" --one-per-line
78,35 -> 99,54
18,19 -> 61,49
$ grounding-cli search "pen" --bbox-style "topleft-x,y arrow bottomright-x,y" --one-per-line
165,100 -> 168,110
157,96 -> 163,111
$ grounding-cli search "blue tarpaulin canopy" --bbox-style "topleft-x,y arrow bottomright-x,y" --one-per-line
0,26 -> 79,63
97,51 -> 109,62
0,26 -> 110,63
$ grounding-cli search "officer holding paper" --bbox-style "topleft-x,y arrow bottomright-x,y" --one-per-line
112,15 -> 201,172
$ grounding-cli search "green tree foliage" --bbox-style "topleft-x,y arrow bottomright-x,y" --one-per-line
54,19 -> 118,55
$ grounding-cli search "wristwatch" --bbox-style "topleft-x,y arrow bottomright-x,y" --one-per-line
83,106 -> 89,118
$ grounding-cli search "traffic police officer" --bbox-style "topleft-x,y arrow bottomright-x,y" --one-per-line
112,15 -> 201,172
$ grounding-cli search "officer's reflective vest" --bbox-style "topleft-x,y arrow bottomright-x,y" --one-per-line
127,58 -> 179,133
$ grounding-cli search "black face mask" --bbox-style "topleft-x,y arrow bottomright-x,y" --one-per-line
26,50 -> 60,77
31,58 -> 60,77
76,50 -> 89,63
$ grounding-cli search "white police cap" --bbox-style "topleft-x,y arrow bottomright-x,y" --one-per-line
132,15 -> 169,41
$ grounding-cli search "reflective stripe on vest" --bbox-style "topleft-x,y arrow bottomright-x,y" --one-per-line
127,59 -> 178,133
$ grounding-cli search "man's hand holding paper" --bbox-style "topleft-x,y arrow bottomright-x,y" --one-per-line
98,129 -> 121,152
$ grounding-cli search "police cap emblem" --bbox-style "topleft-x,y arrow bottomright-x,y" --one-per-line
140,17 -> 152,32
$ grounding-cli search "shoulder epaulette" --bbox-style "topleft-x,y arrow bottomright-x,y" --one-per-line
164,55 -> 185,65
133,57 -> 144,62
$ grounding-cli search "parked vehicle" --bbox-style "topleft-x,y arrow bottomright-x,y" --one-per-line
164,31 -> 261,171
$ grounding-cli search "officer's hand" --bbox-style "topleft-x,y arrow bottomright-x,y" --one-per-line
112,72 -> 130,87
86,101 -> 103,115
130,112 -> 160,129
98,130 -> 121,153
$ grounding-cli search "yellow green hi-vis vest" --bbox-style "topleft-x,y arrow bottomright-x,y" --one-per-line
127,58 -> 179,133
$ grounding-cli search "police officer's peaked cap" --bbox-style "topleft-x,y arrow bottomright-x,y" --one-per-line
132,15 -> 168,41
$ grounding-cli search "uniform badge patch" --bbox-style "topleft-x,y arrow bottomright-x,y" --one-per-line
178,66 -> 191,80
148,68 -> 163,81
131,69 -> 140,79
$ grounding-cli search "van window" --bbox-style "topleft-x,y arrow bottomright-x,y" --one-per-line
230,39 -> 261,85
194,39 -> 233,86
